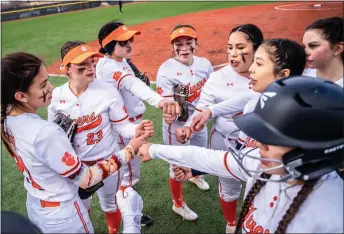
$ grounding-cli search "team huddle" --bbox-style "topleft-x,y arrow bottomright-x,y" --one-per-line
1,15 -> 343,234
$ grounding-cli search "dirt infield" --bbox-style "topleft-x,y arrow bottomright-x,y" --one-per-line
47,2 -> 343,80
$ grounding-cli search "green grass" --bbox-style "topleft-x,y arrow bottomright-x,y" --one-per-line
2,1 -> 265,64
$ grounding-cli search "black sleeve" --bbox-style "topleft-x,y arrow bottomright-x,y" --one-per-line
191,168 -> 207,177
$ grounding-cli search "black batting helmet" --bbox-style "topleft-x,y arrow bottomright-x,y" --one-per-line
234,76 -> 344,180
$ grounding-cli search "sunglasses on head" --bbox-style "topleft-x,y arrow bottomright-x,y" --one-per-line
118,37 -> 134,47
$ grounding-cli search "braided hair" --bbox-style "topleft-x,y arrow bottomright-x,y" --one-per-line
235,173 -> 320,233
261,39 -> 306,78
235,173 -> 271,233
230,24 -> 264,51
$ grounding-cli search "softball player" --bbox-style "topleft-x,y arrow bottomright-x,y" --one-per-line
139,76 -> 344,233
302,17 -> 343,86
235,39 -> 307,149
194,39 -> 307,153
1,52 -> 145,233
96,21 -> 179,225
48,41 -> 153,234
155,24 -> 214,220
176,24 -> 263,232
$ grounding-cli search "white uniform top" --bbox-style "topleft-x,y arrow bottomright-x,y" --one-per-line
5,113 -> 81,202
302,68 -> 317,77
237,97 -> 259,147
156,56 -> 214,121
48,80 -> 136,162
303,68 -> 344,87
150,144 -> 344,233
96,57 -> 163,118
184,65 -> 259,138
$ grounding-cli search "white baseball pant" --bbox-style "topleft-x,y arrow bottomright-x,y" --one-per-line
163,121 -> 208,180
26,192 -> 93,233
209,127 -> 242,202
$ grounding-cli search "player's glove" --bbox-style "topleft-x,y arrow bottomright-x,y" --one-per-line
126,58 -> 150,86
78,182 -> 104,200
53,112 -> 77,143
53,112 -> 104,199
173,84 -> 189,122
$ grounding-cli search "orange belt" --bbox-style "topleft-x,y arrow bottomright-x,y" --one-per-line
129,114 -> 143,123
82,158 -> 104,166
40,200 -> 60,208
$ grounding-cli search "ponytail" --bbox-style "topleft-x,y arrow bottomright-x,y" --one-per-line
1,104 -> 16,157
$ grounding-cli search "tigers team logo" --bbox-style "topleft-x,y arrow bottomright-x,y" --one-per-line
113,71 -> 123,81
156,86 -> 163,95
62,152 -> 76,166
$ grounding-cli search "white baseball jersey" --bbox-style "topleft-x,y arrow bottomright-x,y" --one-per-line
96,57 -> 164,118
237,97 -> 259,148
5,113 -> 82,202
184,65 -> 259,139
302,68 -> 317,77
303,68 -> 343,87
48,79 -> 136,162
150,144 -> 344,233
156,56 -> 214,118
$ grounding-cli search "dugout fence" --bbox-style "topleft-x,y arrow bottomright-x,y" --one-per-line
1,1 -> 132,22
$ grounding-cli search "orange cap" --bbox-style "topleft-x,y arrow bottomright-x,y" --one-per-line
60,44 -> 103,71
102,25 -> 141,47
170,27 -> 197,42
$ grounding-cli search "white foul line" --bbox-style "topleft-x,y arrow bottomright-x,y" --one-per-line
213,63 -> 229,68
274,3 -> 341,11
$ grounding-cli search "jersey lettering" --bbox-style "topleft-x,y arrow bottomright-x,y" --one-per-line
113,71 -> 123,81
75,112 -> 102,133
245,137 -> 257,148
16,155 -> 44,190
7,135 -> 44,190
243,204 -> 270,234
186,78 -> 207,102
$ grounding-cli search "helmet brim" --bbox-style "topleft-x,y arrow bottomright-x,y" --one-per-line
234,112 -> 343,150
